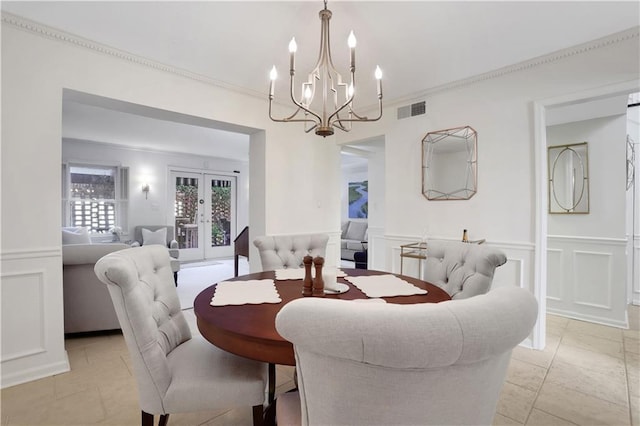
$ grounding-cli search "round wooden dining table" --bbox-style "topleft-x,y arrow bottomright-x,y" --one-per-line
194,268 -> 451,366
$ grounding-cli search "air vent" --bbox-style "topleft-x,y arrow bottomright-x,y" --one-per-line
397,101 -> 426,119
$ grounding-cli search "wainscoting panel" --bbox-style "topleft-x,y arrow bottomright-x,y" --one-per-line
546,249 -> 564,302
487,242 -> 534,293
1,249 -> 69,388
573,250 -> 612,309
366,226 -> 385,272
492,257 -> 523,290
1,271 -> 46,361
547,236 -> 627,328
325,232 -> 341,268
633,234 -> 640,305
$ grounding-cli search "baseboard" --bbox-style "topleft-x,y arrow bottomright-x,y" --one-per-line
1,352 -> 70,389
547,308 -> 629,329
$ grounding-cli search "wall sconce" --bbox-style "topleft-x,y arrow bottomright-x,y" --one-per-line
142,183 -> 150,199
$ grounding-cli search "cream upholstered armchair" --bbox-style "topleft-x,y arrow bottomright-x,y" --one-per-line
253,234 -> 329,270
275,286 -> 538,426
422,240 -> 507,299
94,246 -> 267,426
131,225 -> 180,284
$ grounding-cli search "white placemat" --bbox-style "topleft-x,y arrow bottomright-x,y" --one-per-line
344,274 -> 428,298
210,279 -> 281,306
274,268 -> 348,281
274,268 -> 306,280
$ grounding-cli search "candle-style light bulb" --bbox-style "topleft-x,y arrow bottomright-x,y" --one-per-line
375,65 -> 382,80
288,37 -> 297,72
347,31 -> 357,48
348,83 -> 354,98
288,37 -> 297,53
375,66 -> 382,97
269,66 -> 277,97
304,86 -> 313,101
348,31 -> 356,69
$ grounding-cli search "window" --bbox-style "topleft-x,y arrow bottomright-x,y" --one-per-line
62,163 -> 129,234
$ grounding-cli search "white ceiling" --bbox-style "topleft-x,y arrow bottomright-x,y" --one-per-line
3,1 -> 639,160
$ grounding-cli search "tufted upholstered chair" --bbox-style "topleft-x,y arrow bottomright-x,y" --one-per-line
275,286 -> 538,426
94,246 -> 268,426
253,234 -> 329,270
422,240 -> 507,299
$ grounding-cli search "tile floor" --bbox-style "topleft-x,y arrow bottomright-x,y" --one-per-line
1,306 -> 639,426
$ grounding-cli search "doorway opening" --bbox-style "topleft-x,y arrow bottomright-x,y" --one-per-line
534,81 -> 639,350
340,136 -> 385,270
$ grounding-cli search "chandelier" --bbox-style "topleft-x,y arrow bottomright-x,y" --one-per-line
268,0 -> 383,137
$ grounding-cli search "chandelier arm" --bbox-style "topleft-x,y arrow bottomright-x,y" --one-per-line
289,73 -> 323,124
304,123 -> 319,133
326,66 -> 356,124
332,121 -> 350,132
269,97 -> 320,125
325,77 -> 353,123
327,87 -> 356,123
333,97 -> 383,125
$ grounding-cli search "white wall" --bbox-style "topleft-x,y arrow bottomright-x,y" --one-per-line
336,29 -> 639,344
546,111 -> 629,327
62,139 -> 250,238
1,17 -> 340,387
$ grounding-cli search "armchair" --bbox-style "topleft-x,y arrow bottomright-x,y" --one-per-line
253,233 -> 329,270
422,240 -> 507,299
275,286 -> 538,425
94,246 -> 267,426
131,225 -> 180,284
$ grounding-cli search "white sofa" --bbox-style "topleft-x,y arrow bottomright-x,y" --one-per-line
62,242 -> 130,333
340,221 -> 368,261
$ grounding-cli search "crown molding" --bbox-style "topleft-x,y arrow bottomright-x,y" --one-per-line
379,26 -> 640,111
3,12 -> 638,109
1,12 -> 265,100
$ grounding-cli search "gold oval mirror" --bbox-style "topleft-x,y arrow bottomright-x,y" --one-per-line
548,142 -> 589,214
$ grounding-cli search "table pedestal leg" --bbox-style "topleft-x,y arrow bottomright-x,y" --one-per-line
268,363 -> 275,403
263,363 -> 277,426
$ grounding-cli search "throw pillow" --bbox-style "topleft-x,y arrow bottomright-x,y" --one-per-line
62,227 -> 91,245
142,227 -> 167,246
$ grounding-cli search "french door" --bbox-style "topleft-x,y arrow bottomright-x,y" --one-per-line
171,170 -> 237,261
